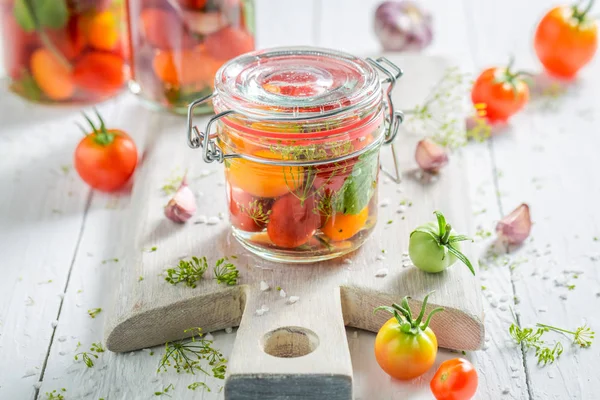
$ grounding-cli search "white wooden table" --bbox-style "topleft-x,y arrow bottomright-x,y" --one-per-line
1,0 -> 599,399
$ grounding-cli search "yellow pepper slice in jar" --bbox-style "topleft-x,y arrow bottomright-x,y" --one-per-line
226,149 -> 303,198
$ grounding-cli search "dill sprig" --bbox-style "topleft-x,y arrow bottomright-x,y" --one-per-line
214,258 -> 239,286
74,342 -> 105,368
188,382 -> 211,392
158,327 -> 227,382
45,389 -> 66,400
537,323 -> 595,348
165,257 -> 208,288
154,383 -> 174,397
87,307 -> 102,318
239,199 -> 271,225
404,67 -> 472,149
162,173 -> 183,195
510,311 -> 594,365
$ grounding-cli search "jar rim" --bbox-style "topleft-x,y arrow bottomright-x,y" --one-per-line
213,46 -> 382,122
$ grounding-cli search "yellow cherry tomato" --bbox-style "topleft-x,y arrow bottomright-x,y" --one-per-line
374,293 -> 443,380
322,207 -> 369,241
226,149 -> 303,198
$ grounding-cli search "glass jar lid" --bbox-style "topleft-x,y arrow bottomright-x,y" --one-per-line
213,47 -> 382,121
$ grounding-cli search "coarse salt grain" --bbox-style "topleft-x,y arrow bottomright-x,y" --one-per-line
205,333 -> 214,341
499,295 -> 510,303
207,216 -> 220,225
256,308 -> 266,316
376,254 -> 386,261
225,327 -> 233,334
559,294 -> 568,300
375,268 -> 389,277
288,296 -> 300,304
396,205 -> 407,214
195,215 -> 207,224
33,382 -> 42,389
51,320 -> 58,328
57,336 -> 66,342
380,198 -> 391,207
259,281 -> 270,291
280,289 -> 287,298
343,259 -> 353,265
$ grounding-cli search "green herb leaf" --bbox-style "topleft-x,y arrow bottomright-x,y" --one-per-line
335,149 -> 379,215
13,0 -> 36,32
14,0 -> 69,31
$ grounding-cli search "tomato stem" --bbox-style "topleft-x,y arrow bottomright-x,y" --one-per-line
81,110 -> 115,147
573,0 -> 595,23
374,292 -> 444,335
440,224 -> 452,244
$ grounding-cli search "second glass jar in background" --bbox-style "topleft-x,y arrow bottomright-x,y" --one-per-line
126,0 -> 255,114
2,0 -> 128,104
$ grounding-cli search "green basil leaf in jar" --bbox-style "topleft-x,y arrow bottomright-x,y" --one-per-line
335,149 -> 379,215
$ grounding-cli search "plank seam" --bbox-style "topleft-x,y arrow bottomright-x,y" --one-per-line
33,190 -> 93,400
488,140 -> 534,399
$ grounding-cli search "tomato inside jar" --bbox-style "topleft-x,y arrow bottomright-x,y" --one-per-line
188,47 -> 403,263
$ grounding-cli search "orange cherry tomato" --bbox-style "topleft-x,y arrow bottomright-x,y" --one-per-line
74,111 -> 137,192
226,150 -> 303,198
322,207 -> 369,241
228,185 -> 271,232
534,3 -> 598,79
430,358 -> 478,400
85,11 -> 119,51
152,47 -> 223,86
374,293 -> 442,380
471,66 -> 529,123
267,193 -> 321,248
30,49 -> 75,101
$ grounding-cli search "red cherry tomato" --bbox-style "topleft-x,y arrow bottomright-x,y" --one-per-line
471,65 -> 529,123
74,112 -> 137,192
73,52 -> 126,96
267,193 -> 321,248
534,3 -> 598,79
430,358 -> 478,400
228,185 -> 271,232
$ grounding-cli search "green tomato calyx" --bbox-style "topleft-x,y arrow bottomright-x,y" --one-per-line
571,0 -> 595,25
374,292 -> 444,336
411,211 -> 476,275
79,109 -> 116,147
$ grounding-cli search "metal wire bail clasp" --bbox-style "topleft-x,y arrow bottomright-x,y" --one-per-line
187,93 -> 235,163
366,57 -> 405,183
366,57 -> 405,145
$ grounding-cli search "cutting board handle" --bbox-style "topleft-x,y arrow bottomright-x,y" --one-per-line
225,286 -> 353,400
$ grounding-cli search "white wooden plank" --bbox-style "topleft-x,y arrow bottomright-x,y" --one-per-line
0,90 -> 90,399
464,0 -> 600,397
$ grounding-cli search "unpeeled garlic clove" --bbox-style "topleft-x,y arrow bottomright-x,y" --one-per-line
415,138 -> 449,173
496,203 -> 531,245
164,176 -> 196,223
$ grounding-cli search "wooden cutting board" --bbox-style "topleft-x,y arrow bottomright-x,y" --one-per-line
105,54 -> 483,400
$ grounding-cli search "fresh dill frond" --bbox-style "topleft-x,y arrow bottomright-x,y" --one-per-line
165,256 -> 208,288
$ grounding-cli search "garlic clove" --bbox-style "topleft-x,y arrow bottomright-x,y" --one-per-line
496,203 -> 531,245
164,176 -> 197,223
374,1 -> 433,52
415,138 -> 449,173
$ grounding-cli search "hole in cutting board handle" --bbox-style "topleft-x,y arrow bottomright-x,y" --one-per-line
262,326 -> 319,358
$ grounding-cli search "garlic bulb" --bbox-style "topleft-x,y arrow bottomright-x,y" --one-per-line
374,1 -> 433,52
164,176 -> 197,223
415,138 -> 449,173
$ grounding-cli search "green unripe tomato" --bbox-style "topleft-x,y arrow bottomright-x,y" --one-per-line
409,222 -> 461,273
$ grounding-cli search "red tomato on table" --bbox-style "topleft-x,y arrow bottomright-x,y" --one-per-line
534,2 -> 598,79
75,111 -> 138,192
471,66 -> 529,123
430,358 -> 478,400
